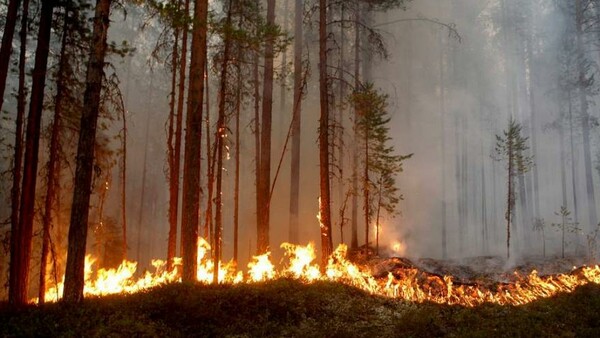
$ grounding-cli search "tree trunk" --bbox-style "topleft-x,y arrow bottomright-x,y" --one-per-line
257,0 -> 276,254
364,115 -> 370,252
233,56 -> 241,264
213,0 -> 233,283
175,0 -> 189,258
39,5 -> 69,303
180,0 -> 208,282
204,66 -> 213,243
9,0 -> 55,307
8,0 -> 28,305
576,0 -> 597,231
507,143 -> 513,259
167,2 -> 180,270
63,0 -> 111,303
439,32 -> 447,259
121,99 -> 127,260
568,90 -> 579,225
318,0 -> 333,265
350,9 -> 360,250
0,0 -> 21,113
288,0 -> 303,244
136,117 -> 150,262
254,50 -> 260,250
526,35 -> 540,221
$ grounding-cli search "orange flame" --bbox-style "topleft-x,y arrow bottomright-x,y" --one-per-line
39,237 -> 600,307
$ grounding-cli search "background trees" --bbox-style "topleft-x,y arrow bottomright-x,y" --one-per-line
5,0 -> 600,304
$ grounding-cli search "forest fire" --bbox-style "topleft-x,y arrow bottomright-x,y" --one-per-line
37,237 -> 600,307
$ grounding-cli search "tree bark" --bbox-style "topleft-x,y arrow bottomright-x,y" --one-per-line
9,0 -> 55,307
63,0 -> 111,303
350,9 -> 360,250
576,0 -> 597,230
181,0 -> 208,282
175,0 -> 189,258
39,5 -> 70,303
136,116 -> 150,262
318,0 -> 333,265
0,0 -> 22,113
439,32 -> 447,259
213,0 -> 233,283
289,0 -> 303,244
167,0 -> 180,269
8,0 -> 28,306
257,0 -> 276,254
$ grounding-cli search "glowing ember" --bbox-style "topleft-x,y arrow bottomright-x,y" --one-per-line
38,236 -> 600,307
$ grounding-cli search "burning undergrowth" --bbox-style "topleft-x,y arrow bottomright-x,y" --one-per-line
34,237 -> 600,307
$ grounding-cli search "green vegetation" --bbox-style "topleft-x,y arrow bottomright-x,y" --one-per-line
1,279 -> 599,337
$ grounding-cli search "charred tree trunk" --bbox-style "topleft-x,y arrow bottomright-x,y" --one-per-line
257,0 -> 276,254
136,117 -> 150,262
39,6 -> 70,303
63,0 -> 111,303
350,9 -> 360,251
233,57 -> 241,264
0,0 -> 21,112
204,66 -> 213,243
507,145 -> 513,259
120,99 -> 127,260
318,0 -> 333,265
167,2 -> 181,270
8,0 -> 28,304
9,0 -> 55,307
175,0 -> 189,258
213,0 -> 233,283
253,50 -> 260,251
181,0 -> 208,282
289,0 -> 303,244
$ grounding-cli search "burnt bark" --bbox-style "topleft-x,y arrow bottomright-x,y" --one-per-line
289,0 -> 303,244
9,0 -> 55,307
318,0 -> 333,265
39,5 -> 70,303
0,0 -> 21,113
8,0 -> 28,306
257,0 -> 276,254
181,0 -> 208,282
63,0 -> 111,303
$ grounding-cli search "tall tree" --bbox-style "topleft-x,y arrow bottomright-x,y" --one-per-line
8,0 -> 28,304
257,0 -> 275,254
63,0 -> 112,303
9,0 -> 56,307
494,118 -> 533,259
39,4 -> 73,304
213,0 -> 234,283
289,0 -> 303,244
180,0 -> 208,282
352,84 -> 411,256
318,0 -> 333,264
575,0 -> 598,230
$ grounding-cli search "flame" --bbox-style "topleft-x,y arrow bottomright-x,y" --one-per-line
39,236 -> 600,307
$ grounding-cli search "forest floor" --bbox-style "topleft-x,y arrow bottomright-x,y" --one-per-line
1,278 -> 599,337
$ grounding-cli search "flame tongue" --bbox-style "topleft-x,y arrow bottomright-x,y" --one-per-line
40,237 -> 600,307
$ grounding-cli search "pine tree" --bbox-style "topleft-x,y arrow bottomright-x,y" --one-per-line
352,83 -> 411,255
494,118 -> 533,259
